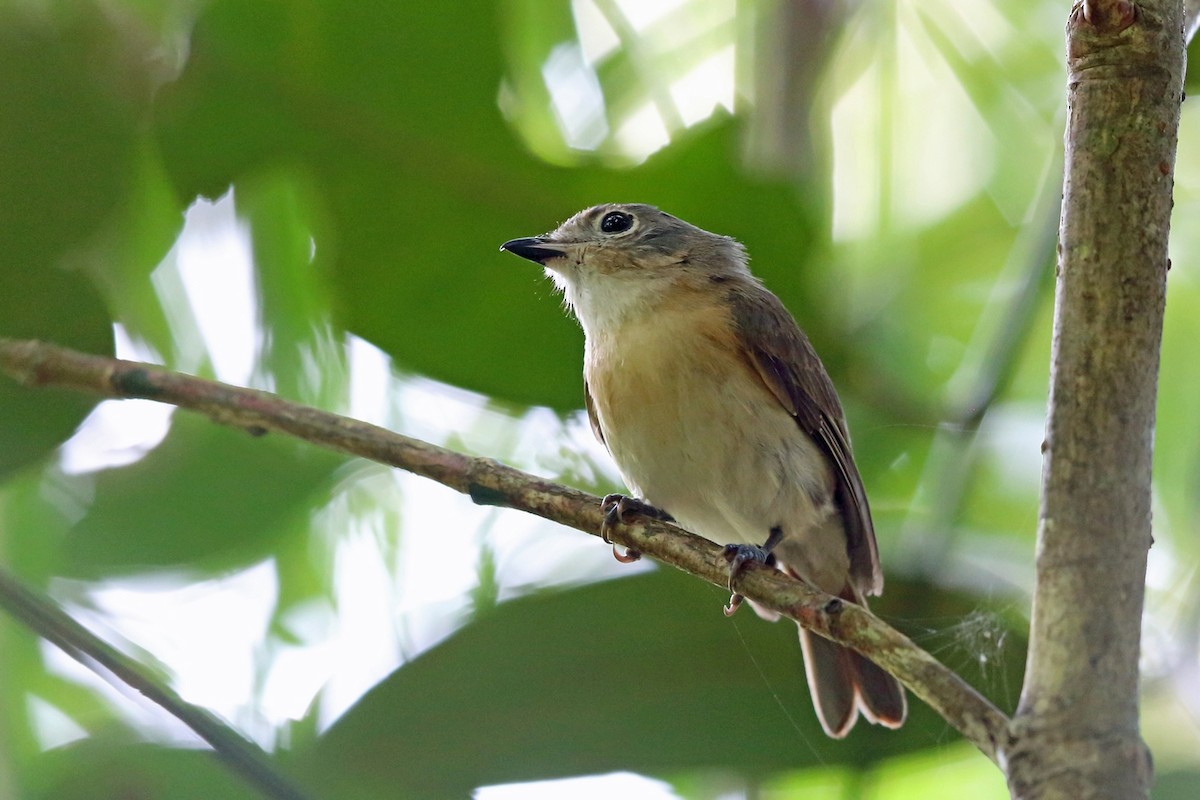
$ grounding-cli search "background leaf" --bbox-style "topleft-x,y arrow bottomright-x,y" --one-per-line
309,569 -> 1025,798
1,0 -> 1198,797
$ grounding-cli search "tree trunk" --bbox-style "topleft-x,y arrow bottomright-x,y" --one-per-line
1006,2 -> 1184,797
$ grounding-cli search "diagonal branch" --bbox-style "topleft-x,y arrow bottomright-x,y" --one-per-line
0,566 -> 312,800
0,337 -> 1009,763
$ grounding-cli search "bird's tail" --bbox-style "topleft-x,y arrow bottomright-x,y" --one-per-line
797,589 -> 907,738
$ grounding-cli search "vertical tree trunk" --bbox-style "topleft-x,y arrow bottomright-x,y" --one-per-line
1006,2 -> 1184,798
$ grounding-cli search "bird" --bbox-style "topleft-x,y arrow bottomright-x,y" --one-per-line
500,203 -> 906,738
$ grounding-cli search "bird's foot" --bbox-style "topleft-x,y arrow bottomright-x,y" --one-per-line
721,526 -> 784,616
599,494 -> 673,563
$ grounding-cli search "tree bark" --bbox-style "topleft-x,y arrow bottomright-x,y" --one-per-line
1006,2 -> 1184,798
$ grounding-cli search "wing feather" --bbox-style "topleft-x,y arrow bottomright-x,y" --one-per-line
730,284 -> 882,595
584,380 -> 606,447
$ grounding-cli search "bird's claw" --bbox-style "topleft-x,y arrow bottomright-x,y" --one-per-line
599,494 -> 642,562
721,543 -> 777,591
599,494 -> 673,563
720,543 -> 778,615
723,592 -> 745,616
611,543 -> 641,563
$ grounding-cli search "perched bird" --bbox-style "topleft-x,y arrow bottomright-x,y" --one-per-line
501,203 -> 906,738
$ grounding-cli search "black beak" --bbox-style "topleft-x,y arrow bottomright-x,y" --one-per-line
500,236 -> 568,265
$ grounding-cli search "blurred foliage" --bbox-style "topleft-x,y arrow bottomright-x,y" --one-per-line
25,739 -> 263,800
308,569 -> 1024,798
1,0 -> 1199,798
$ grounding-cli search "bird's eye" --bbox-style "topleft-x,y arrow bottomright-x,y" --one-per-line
600,211 -> 633,234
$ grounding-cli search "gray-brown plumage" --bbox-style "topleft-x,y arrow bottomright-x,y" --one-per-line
501,203 -> 906,737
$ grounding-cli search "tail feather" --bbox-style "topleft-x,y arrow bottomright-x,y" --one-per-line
850,648 -> 906,728
796,589 -> 907,737
799,628 -> 858,738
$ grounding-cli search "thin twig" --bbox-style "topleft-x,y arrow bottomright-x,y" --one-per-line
0,337 -> 1009,763
0,567 -> 312,800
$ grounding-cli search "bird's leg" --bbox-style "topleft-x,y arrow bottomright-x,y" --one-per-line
722,525 -> 783,616
599,494 -> 673,563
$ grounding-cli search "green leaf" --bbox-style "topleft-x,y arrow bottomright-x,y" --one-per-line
309,568 -> 1023,796
153,0 -> 832,411
24,739 -> 272,800
0,268 -> 113,480
64,413 -> 345,575
0,6 -> 143,268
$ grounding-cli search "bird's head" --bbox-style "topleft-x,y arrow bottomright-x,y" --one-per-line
501,203 -> 749,332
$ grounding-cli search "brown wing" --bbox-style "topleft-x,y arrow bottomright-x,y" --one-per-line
729,283 -> 882,595
584,380 -> 606,447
